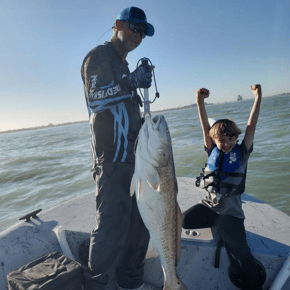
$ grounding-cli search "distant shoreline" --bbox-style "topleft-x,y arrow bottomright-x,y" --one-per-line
1,93 -> 289,135
0,104 -> 199,135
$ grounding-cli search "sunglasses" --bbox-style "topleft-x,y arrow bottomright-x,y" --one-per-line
127,22 -> 146,39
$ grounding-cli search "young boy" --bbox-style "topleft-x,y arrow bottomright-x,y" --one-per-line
182,85 -> 263,290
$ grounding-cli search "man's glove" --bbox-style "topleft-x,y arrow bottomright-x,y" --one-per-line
129,64 -> 152,89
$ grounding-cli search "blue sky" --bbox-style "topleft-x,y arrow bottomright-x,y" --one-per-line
0,0 -> 289,131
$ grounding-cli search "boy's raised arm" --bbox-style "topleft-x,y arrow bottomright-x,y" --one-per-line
244,84 -> 262,151
196,88 -> 213,150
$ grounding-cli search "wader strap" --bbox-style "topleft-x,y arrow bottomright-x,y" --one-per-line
214,238 -> 224,268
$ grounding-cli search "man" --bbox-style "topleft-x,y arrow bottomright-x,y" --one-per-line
81,6 -> 159,290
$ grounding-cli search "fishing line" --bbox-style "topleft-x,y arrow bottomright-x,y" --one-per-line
96,27 -> 114,46
136,57 -> 160,104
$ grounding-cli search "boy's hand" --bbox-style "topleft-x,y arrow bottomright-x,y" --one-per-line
196,88 -> 210,100
251,84 -> 262,97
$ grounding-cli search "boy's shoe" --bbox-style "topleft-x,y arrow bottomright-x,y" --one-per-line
117,282 -> 160,290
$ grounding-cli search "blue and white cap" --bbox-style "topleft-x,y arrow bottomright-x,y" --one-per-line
117,7 -> 155,37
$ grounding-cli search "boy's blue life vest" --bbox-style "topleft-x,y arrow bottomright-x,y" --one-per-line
196,145 -> 246,197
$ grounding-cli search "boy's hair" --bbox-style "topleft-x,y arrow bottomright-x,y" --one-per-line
209,119 -> 242,139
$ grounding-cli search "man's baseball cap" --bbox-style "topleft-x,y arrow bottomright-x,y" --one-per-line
117,7 -> 154,37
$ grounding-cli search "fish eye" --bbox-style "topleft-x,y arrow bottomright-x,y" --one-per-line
153,116 -> 158,123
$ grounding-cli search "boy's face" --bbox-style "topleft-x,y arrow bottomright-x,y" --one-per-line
212,134 -> 237,152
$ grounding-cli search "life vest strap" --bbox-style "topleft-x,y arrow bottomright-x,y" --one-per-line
203,181 -> 243,195
203,171 -> 245,179
214,238 -> 224,268
220,183 -> 240,189
203,181 -> 217,189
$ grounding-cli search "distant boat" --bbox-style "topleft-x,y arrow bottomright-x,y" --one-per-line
237,95 -> 243,101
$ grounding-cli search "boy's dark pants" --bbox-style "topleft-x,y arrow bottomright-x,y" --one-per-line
182,204 -> 261,290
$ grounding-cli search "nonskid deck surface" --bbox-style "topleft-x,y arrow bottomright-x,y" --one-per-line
0,177 -> 290,289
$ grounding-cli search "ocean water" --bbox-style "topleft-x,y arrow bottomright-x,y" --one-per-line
1,95 -> 290,232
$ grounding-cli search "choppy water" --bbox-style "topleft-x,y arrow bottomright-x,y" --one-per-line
1,95 -> 290,232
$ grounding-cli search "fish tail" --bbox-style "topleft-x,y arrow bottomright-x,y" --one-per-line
164,278 -> 187,290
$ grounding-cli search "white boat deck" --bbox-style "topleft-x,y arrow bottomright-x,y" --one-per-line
0,177 -> 289,289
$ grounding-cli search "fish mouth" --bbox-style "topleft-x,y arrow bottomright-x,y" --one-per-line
140,114 -> 172,167
149,115 -> 171,149
142,114 -> 170,142
151,115 -> 168,132
152,115 -> 161,130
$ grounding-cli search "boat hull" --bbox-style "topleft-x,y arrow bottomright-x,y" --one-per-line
1,177 -> 290,290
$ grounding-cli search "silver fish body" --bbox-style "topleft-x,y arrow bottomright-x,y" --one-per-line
131,115 -> 187,290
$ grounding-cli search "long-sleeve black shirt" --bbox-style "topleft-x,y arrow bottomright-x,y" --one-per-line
81,42 -> 142,174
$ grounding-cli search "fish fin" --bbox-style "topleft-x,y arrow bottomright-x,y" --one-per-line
147,239 -> 159,258
130,173 -> 136,196
176,204 -> 183,266
137,178 -> 142,197
147,171 -> 161,192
